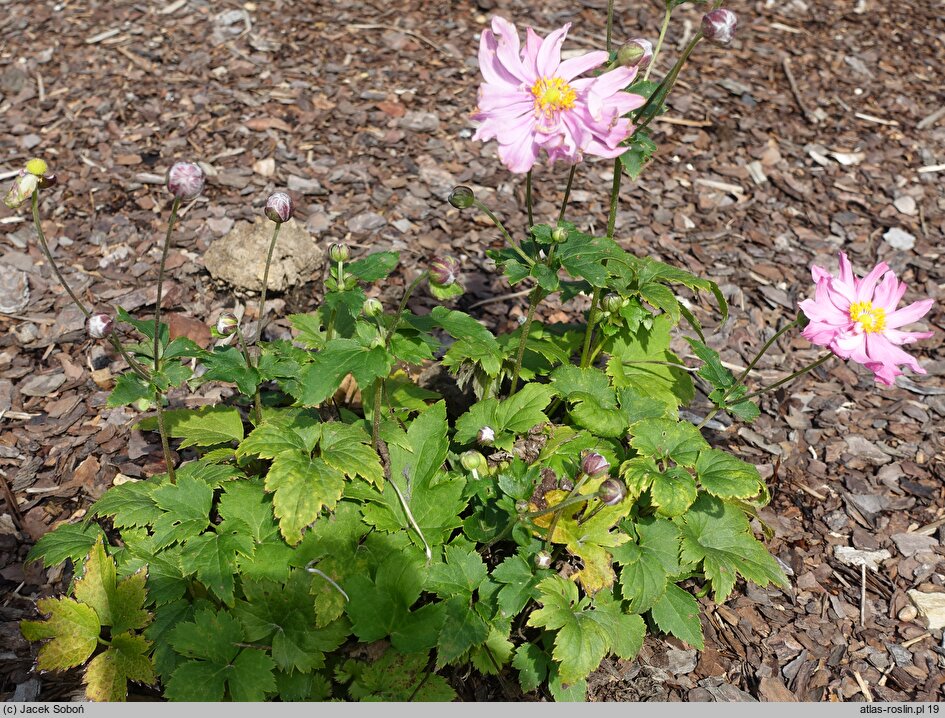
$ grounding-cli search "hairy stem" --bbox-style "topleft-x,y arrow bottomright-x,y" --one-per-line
558,164 -> 577,223
254,222 -> 281,347
154,392 -> 175,484
645,3 -> 674,82
472,198 -> 535,267
606,0 -> 615,53
31,191 -> 90,318
509,287 -> 542,395
525,170 -> 534,228
234,324 -> 262,424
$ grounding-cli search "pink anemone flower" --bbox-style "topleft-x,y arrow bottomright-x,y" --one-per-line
799,251 -> 934,386
471,16 -> 645,174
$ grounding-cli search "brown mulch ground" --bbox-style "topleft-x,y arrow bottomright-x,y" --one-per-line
1,0 -> 943,703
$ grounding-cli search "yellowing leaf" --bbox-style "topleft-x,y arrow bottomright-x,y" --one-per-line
266,451 -> 345,545
83,632 -> 155,702
20,597 -> 100,671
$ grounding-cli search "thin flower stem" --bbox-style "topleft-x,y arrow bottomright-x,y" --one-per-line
623,358 -> 700,372
235,325 -> 263,424
152,196 -> 181,485
606,0 -> 615,53
558,164 -> 577,223
645,3 -> 674,82
325,306 -> 338,341
735,352 -> 833,403
385,272 -> 427,348
472,199 -> 535,267
509,286 -> 542,396
724,318 -> 800,404
389,475 -> 432,563
31,191 -> 90,318
525,170 -> 534,228
579,289 -> 601,368
305,563 -> 350,602
543,473 -> 590,554
372,378 -> 384,452
634,32 -> 703,136
525,492 -> 595,518
108,337 -> 151,381
254,222 -> 282,348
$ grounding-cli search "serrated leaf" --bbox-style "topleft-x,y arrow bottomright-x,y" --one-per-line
557,233 -> 622,287
639,281 -> 681,323
295,339 -> 391,406
25,522 -> 106,568
427,544 -> 487,598
420,306 -> 503,377
154,406 -> 244,448
265,451 -> 346,545
727,396 -> 761,422
84,632 -> 155,701
512,643 -> 550,694
695,449 -> 763,499
20,597 -> 100,670
530,263 -> 560,292
150,475 -> 213,549
319,422 -> 383,486
342,649 -> 455,702
346,541 -> 426,643
218,479 -> 279,543
685,337 -> 736,392
650,466 -> 698,517
199,345 -> 260,396
348,251 -> 399,281
678,493 -> 788,601
237,423 -> 308,460
229,649 -> 277,701
436,595 -> 490,668
91,480 -> 162,529
179,530 -> 254,606
616,518 -> 681,612
629,418 -> 708,468
454,383 -> 557,450
492,553 -> 543,619
650,583 -> 703,649
165,660 -> 229,701
107,372 -> 153,408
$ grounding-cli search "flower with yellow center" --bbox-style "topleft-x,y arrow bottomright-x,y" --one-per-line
849,300 -> 885,333
531,77 -> 577,116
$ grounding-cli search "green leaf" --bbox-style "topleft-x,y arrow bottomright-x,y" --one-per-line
650,466 -> 698,517
162,337 -> 203,361
84,632 -> 155,701
530,263 -> 560,292
557,233 -> 622,287
550,365 -> 629,438
319,422 -> 384,486
639,281 -> 681,323
629,417 -> 708,468
73,538 -> 149,634
348,251 -> 399,281
695,449 -> 763,499
117,307 -> 167,345
25,522 -> 106,567
685,337 -> 736,392
650,583 -> 703,649
726,393 -> 761,422
228,649 -> 278,701
288,313 -> 325,349
20,597 -> 100,670
487,247 -> 532,287
615,518 -> 681,612
179,530 -> 254,606
454,383 -> 557,450
155,406 -> 245,448
107,372 -> 153,408
218,479 -> 279,543
426,544 -> 487,598
492,553 -> 543,619
296,339 -> 391,406
150,475 -> 214,549
266,451 -> 346,545
620,130 -> 658,180
340,650 -> 455,702
633,256 -> 728,324
436,595 -> 490,668
91,480 -> 162,529
237,423 -> 308,460
512,643 -> 549,694
422,306 -> 503,377
677,493 -> 789,601
199,346 -> 260,396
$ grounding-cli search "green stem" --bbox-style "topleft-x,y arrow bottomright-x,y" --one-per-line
372,378 -> 384,452
606,0 -> 615,53
108,337 -> 150,380
509,287 -> 542,395
525,492 -> 596,519
325,306 -> 338,341
525,170 -> 534,228
558,164 -> 576,223
579,289 -> 601,368
235,325 -> 263,424
724,319 -> 800,404
154,391 -> 175,484
543,474 -> 590,553
31,190 -> 90,318
735,352 -> 833,403
385,272 -> 427,348
645,3 -> 673,82
634,31 -> 703,136
472,199 -> 535,267
255,222 -> 282,348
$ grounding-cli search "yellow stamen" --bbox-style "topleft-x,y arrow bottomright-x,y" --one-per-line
849,300 -> 886,333
531,77 -> 576,115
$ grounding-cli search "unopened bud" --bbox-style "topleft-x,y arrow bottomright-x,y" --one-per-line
216,312 -> 239,336
602,293 -> 624,314
515,500 -> 529,514
617,39 -> 653,70
25,158 -> 49,177
796,309 -> 810,330
264,191 -> 293,224
362,297 -> 383,317
581,452 -> 610,477
551,226 -> 569,243
3,171 -> 38,209
598,478 -> 627,506
448,185 -> 475,210
701,9 -> 737,45
477,426 -> 495,445
460,450 -> 487,473
166,161 -> 205,200
329,243 -> 349,263
429,256 -> 460,287
87,313 -> 114,339
534,551 -> 552,570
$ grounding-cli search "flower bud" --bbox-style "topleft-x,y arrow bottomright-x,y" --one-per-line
3,171 -> 38,209
329,242 -> 350,263
534,551 -> 552,570
477,426 -> 495,446
515,500 -> 529,514
602,293 -> 624,314
166,161 -> 205,200
87,313 -> 114,339
580,452 -> 610,477
460,450 -> 487,473
617,38 -> 653,70
597,478 -> 627,506
448,185 -> 475,210
362,297 -> 383,317
551,226 -> 569,243
701,9 -> 737,45
264,191 -> 293,224
796,309 -> 810,330
429,256 -> 460,287
25,158 -> 48,177
216,312 -> 239,336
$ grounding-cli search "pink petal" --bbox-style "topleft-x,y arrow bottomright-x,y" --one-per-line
837,251 -> 856,289
865,333 -> 926,375
536,23 -> 570,78
801,321 -> 843,347
884,298 -> 934,329
523,28 -> 542,78
872,272 -> 907,313
798,294 -> 849,327
556,51 -> 608,81
587,66 -> 637,98
855,261 -> 890,302
811,264 -> 832,283
823,277 -> 854,312
491,17 -> 529,83
882,328 -> 934,345
832,330 -> 869,363
479,28 -> 522,86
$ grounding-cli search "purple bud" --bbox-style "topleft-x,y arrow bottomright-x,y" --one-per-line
165,161 -> 205,200
264,191 -> 293,224
477,426 -> 495,445
617,38 -> 653,70
702,9 -> 737,45
429,256 -> 460,287
598,478 -> 627,506
329,243 -> 350,263
87,313 -> 114,339
581,452 -> 610,477
216,312 -> 239,336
